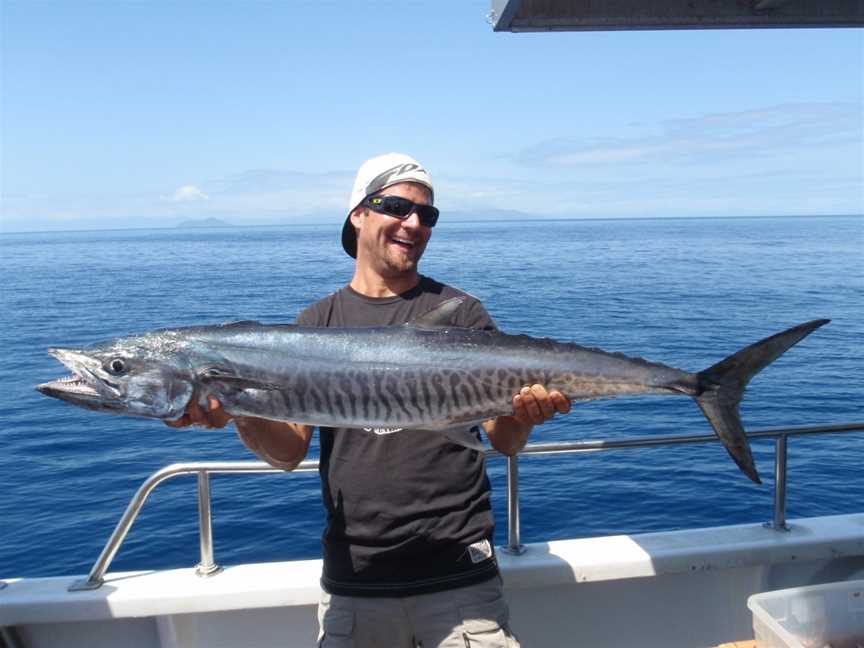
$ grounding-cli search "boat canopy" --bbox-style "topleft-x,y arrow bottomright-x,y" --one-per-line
490,0 -> 864,32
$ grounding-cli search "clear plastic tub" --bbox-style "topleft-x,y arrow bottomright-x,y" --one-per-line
747,580 -> 864,648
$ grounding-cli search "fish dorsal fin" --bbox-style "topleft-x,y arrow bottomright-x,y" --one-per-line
408,297 -> 464,329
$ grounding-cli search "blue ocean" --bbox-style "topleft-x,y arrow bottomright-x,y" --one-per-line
1,216 -> 862,579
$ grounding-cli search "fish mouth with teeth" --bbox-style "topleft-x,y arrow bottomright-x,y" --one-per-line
36,349 -> 124,411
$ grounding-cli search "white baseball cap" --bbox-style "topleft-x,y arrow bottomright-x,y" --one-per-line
342,153 -> 434,258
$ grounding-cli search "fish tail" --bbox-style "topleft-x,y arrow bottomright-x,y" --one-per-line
694,319 -> 830,484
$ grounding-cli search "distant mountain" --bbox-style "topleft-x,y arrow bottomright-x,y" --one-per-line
175,217 -> 234,228
446,208 -> 539,222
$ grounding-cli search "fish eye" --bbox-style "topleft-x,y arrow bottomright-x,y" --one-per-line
108,358 -> 127,374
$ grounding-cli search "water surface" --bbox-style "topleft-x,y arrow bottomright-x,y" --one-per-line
1,216 -> 861,578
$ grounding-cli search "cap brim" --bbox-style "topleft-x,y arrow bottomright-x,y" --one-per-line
341,215 -> 357,258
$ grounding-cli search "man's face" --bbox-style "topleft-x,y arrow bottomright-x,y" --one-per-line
351,182 -> 433,278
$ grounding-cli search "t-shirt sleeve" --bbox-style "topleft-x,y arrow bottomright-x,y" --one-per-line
456,297 -> 496,332
295,297 -> 330,327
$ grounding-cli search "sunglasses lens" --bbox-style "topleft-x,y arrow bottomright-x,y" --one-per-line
417,206 -> 439,227
367,195 -> 439,227
381,196 -> 414,217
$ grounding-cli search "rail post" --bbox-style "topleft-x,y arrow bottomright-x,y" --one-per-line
765,434 -> 790,531
502,454 -> 526,554
195,470 -> 223,577
772,434 -> 790,531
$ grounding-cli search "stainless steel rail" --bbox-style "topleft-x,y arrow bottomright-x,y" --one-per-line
69,461 -> 319,591
68,422 -> 864,591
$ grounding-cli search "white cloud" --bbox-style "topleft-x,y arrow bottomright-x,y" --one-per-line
167,185 -> 210,202
517,102 -> 862,168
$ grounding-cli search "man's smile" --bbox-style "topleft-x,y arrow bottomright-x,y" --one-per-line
390,235 -> 417,251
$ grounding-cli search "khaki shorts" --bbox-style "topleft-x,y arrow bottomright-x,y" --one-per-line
317,577 -> 521,648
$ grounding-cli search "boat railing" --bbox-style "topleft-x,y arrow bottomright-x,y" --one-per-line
67,422 -> 864,592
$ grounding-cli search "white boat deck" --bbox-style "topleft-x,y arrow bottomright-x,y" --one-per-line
3,513 -> 863,647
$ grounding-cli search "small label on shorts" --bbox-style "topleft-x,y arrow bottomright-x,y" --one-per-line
467,539 -> 493,563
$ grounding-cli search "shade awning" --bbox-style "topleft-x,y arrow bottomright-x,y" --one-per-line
490,0 -> 864,32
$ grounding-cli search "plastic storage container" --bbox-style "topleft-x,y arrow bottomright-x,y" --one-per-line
747,580 -> 864,648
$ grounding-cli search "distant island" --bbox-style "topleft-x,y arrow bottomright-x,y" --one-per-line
175,217 -> 234,228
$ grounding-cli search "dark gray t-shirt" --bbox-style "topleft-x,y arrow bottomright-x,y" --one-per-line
296,276 -> 500,597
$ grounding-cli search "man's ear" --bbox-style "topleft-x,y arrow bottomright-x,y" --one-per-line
349,207 -> 365,230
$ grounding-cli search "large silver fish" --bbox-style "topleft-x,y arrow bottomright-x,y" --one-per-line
36,298 -> 829,483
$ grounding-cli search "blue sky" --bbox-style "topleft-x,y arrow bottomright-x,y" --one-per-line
1,1 -> 862,231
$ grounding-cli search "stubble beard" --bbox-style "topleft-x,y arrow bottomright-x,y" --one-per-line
381,245 -> 422,278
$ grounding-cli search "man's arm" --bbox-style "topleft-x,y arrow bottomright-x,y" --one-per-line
236,417 -> 313,471
483,384 -> 571,456
165,396 -> 313,471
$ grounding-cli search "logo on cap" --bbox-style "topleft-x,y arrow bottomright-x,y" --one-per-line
366,163 -> 427,197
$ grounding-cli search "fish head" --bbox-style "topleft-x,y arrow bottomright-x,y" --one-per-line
36,333 -> 195,420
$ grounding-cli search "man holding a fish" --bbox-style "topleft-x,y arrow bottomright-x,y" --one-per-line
172,153 -> 569,647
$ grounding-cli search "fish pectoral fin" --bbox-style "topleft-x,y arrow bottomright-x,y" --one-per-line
406,297 -> 465,329
437,425 -> 486,452
198,366 -> 281,391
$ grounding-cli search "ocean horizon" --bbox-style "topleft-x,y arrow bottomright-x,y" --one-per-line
2,212 -> 861,236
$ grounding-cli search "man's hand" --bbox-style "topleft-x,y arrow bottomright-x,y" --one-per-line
484,384 -> 571,456
512,384 -> 571,427
164,395 -> 232,429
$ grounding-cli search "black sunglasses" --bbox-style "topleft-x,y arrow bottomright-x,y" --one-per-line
362,195 -> 440,228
